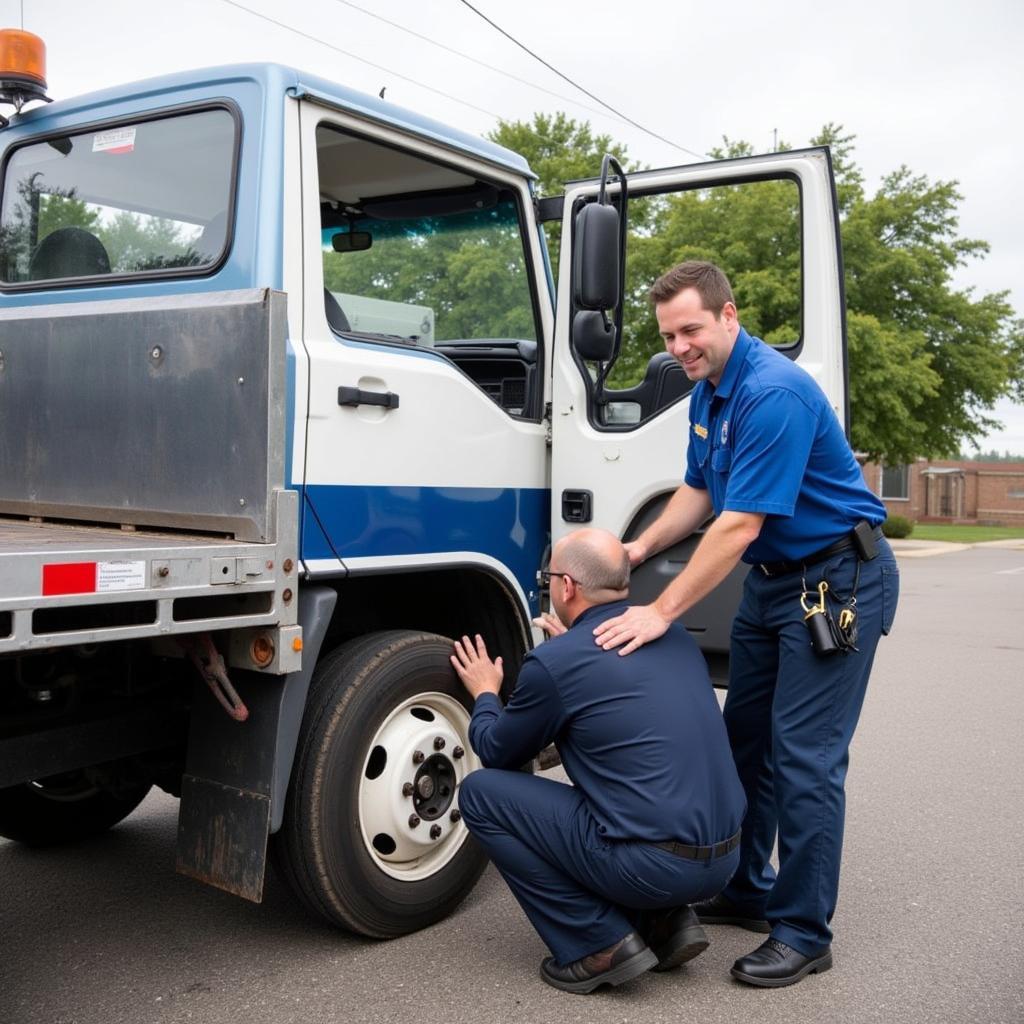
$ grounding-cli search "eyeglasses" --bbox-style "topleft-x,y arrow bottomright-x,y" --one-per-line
536,569 -> 579,588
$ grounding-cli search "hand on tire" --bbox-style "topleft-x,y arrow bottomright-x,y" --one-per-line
450,634 -> 503,699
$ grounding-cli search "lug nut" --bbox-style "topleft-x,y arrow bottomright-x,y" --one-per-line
433,736 -> 445,751
450,809 -> 461,823
402,782 -> 414,797
408,814 -> 421,828
412,750 -> 425,764
452,746 -> 465,759
429,824 -> 442,840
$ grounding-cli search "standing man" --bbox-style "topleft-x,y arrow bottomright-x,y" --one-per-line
450,528 -> 745,994
594,261 -> 899,988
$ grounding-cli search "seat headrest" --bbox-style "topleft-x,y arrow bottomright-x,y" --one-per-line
30,227 -> 111,280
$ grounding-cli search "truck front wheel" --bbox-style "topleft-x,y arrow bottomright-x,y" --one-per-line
272,630 -> 488,937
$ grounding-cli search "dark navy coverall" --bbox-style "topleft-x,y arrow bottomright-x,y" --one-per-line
459,600 -> 746,965
684,327 -> 900,956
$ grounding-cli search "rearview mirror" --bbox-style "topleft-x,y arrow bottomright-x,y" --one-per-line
332,231 -> 372,253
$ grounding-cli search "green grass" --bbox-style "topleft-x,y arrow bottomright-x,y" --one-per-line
906,524 -> 1024,543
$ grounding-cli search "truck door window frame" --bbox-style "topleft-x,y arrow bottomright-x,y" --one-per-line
310,116 -> 547,424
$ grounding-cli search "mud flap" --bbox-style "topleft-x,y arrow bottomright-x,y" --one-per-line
176,775 -> 271,902
174,586 -> 337,902
175,667 -> 282,902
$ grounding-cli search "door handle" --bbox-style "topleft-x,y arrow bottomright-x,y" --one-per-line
561,489 -> 593,523
337,386 -> 400,409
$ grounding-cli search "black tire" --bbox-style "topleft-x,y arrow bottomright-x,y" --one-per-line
0,770 -> 152,846
272,630 -> 489,937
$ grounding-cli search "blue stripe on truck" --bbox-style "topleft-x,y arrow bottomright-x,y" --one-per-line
302,483 -> 550,611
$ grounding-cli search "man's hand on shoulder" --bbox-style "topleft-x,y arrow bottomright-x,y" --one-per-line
451,634 -> 504,699
592,604 -> 671,656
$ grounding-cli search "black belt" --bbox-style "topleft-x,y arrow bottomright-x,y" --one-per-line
653,829 -> 741,862
756,524 -> 883,578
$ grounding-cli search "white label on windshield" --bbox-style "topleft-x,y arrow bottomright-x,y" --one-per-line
96,560 -> 147,592
92,127 -> 137,154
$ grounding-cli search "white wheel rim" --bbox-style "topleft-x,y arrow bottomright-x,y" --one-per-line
357,691 -> 481,881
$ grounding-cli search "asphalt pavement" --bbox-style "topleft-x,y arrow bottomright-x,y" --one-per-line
2,543 -> 1022,1024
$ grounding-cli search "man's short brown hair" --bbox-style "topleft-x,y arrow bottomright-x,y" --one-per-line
649,260 -> 735,316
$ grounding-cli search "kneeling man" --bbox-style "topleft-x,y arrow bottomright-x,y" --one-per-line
451,528 -> 745,994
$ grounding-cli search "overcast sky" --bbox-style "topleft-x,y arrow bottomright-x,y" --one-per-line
5,0 -> 1022,453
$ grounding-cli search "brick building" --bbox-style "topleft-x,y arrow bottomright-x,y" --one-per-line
860,458 -> 1024,525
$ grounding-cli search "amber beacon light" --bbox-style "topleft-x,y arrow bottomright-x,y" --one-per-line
0,28 -> 50,116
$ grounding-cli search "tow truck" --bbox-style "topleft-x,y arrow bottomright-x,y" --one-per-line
0,29 -> 849,935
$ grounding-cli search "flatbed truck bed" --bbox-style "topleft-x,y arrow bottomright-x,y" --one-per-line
0,514 -> 299,667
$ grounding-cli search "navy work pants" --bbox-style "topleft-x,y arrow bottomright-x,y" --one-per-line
459,768 -> 738,965
720,541 -> 899,955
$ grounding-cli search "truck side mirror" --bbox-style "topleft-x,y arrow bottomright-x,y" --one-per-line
572,310 -> 615,362
572,202 -> 620,310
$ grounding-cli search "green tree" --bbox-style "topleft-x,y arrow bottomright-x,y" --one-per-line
824,122 -> 1024,459
488,113 -> 635,276
98,211 -> 197,272
37,191 -> 100,238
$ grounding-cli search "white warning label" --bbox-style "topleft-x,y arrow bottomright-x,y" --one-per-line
92,127 -> 137,154
96,560 -> 147,592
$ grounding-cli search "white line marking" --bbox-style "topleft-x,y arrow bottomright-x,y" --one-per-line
995,566 -> 1024,575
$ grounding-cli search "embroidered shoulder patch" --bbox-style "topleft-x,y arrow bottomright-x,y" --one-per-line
694,423 -> 708,439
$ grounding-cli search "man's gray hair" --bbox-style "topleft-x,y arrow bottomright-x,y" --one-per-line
557,534 -> 630,592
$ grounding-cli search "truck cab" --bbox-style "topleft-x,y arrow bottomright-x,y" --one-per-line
0,55 -> 847,936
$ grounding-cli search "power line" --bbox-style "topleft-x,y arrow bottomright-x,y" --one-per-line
218,0 -> 696,185
221,0 -> 607,158
219,0 -> 506,124
456,0 -> 704,159
330,0 -> 651,136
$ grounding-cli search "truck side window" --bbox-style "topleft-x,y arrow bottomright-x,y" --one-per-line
316,124 -> 541,419
0,107 -> 236,286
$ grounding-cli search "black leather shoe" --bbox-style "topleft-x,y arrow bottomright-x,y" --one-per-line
694,893 -> 770,933
730,937 -> 833,988
540,931 -> 657,994
641,905 -> 710,971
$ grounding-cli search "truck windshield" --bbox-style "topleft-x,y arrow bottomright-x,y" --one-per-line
0,107 -> 236,286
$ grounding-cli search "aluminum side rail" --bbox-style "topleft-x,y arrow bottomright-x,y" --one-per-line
0,491 -> 300,672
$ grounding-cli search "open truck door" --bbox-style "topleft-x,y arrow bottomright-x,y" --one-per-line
548,149 -> 846,679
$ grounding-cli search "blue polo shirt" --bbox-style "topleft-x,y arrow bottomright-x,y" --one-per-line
684,327 -> 885,563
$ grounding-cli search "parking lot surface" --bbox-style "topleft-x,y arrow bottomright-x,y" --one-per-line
2,545 -> 1022,1024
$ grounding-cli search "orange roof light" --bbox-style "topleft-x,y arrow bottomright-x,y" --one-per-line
0,28 -> 48,101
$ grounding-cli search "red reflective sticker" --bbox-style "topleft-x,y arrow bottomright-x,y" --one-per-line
42,562 -> 97,596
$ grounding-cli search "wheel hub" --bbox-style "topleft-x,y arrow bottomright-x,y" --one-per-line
412,754 -> 455,820
357,692 -> 481,881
